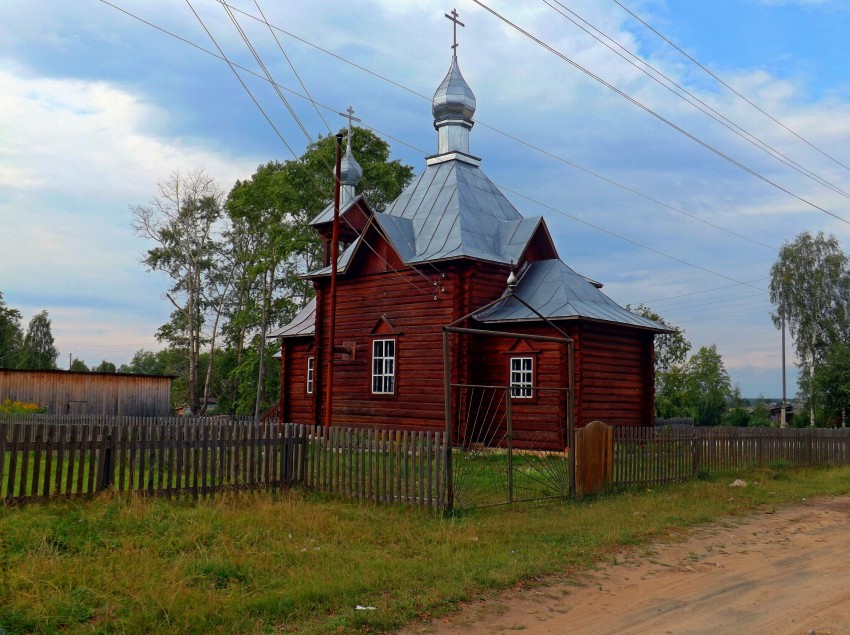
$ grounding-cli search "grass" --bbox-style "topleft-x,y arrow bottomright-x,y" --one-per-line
1,464 -> 849,634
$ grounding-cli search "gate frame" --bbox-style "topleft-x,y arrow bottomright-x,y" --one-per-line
442,287 -> 576,511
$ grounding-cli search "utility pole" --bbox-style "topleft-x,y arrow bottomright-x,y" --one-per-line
780,303 -> 787,429
323,133 -> 343,428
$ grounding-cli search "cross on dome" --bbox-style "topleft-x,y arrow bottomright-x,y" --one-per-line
445,8 -> 464,53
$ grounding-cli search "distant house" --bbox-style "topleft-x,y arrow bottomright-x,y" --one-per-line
267,42 -> 668,451
0,369 -> 174,416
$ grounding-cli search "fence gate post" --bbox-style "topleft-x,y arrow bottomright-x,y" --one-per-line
506,386 -> 513,504
574,420 -> 613,498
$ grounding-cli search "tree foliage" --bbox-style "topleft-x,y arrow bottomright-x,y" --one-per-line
0,291 -> 23,368
655,345 -> 733,426
19,311 -> 58,370
628,304 -> 691,373
134,169 -> 225,414
770,231 -> 850,425
132,129 -> 413,416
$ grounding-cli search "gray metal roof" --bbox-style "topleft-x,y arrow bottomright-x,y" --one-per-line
309,194 -> 365,226
378,159 -> 542,265
267,298 -> 316,338
474,259 -> 670,332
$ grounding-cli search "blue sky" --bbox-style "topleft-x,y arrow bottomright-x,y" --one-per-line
2,0 -> 850,397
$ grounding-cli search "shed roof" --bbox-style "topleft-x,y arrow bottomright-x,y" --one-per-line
473,259 -> 670,332
267,298 -> 316,338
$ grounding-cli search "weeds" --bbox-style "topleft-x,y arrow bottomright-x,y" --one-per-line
0,466 -> 848,634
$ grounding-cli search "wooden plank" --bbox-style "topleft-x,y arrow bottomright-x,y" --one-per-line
192,421 -> 200,499
4,423 -> 18,500
418,430 -> 424,508
42,423 -> 54,498
0,422 -> 7,499
18,422 -> 32,499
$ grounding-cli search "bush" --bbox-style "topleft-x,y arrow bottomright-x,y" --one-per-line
0,399 -> 46,414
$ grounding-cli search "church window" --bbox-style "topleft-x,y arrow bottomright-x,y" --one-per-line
306,357 -> 315,394
510,357 -> 533,398
372,339 -> 396,394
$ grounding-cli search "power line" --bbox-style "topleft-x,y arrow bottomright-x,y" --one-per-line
207,1 -> 446,298
472,0 -> 850,226
100,0 -> 781,254
216,1 -> 780,252
544,0 -> 850,200
643,277 -> 770,304
496,183 -> 766,290
611,0 -> 850,173
101,1 -> 768,292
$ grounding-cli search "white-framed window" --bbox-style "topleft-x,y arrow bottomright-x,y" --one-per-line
306,356 -> 315,394
510,357 -> 533,398
371,339 -> 396,394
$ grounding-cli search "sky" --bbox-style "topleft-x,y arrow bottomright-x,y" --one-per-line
2,0 -> 850,397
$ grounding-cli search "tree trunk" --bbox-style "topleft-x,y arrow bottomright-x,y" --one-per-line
254,271 -> 270,421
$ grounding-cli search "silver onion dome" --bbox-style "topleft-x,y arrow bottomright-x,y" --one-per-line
339,143 -> 362,186
432,54 -> 476,122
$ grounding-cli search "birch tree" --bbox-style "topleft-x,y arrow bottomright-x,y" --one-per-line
133,169 -> 224,415
769,231 -> 850,425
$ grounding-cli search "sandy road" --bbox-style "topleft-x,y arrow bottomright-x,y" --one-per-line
400,495 -> 850,635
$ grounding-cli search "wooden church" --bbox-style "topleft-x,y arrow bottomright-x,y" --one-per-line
268,27 -> 667,450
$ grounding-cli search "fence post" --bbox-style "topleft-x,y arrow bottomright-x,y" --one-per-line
506,386 -> 513,505
442,329 -> 454,514
692,428 -> 702,476
100,430 -> 114,492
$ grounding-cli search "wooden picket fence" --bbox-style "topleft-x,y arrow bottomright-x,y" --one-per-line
303,426 -> 447,509
0,415 -> 448,508
613,425 -> 850,487
0,415 -> 306,502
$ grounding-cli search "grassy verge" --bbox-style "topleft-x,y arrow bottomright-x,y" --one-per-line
1,464 -> 849,634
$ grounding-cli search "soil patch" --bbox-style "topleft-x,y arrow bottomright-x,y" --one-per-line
399,495 -> 850,635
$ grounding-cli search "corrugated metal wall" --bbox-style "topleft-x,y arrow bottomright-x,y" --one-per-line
0,370 -> 172,416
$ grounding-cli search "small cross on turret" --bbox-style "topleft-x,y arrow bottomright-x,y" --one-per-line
445,8 -> 465,53
338,106 -> 361,146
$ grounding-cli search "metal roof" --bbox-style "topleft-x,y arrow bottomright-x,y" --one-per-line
267,298 -> 316,338
309,194 -> 366,226
473,259 -> 671,332
378,159 -> 542,265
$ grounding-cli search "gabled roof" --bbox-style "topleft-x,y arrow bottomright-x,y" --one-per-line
473,259 -> 670,332
267,298 -> 316,338
378,159 -> 548,265
309,194 -> 369,227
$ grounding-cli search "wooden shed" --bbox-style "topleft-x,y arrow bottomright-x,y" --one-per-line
267,47 -> 668,450
0,369 -> 173,416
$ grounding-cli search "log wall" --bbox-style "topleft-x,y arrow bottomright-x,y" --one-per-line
0,370 -> 172,416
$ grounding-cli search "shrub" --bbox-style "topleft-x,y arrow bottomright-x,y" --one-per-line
0,399 -> 46,414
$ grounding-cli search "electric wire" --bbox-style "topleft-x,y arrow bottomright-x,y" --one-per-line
202,1 -> 443,298
102,1 -> 768,293
544,0 -> 850,200
100,0 -> 781,255
643,277 -> 770,304
473,0 -> 850,226
251,0 -> 332,134
611,0 -> 850,173
219,0 -> 780,252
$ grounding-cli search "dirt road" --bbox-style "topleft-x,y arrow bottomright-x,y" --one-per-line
400,495 -> 850,635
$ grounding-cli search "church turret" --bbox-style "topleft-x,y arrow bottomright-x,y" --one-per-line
429,9 -> 478,163
338,106 -> 362,205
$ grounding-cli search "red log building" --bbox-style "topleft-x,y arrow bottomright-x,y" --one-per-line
269,43 -> 667,450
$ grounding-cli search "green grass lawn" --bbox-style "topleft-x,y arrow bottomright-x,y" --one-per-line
2,464 -> 850,634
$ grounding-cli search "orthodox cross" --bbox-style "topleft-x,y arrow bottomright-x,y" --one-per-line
445,8 -> 464,52
338,106 -> 361,147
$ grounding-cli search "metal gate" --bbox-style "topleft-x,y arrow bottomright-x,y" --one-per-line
448,383 -> 572,509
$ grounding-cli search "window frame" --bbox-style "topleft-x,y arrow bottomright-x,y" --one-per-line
306,356 -> 315,395
509,356 -> 535,400
371,338 -> 397,396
